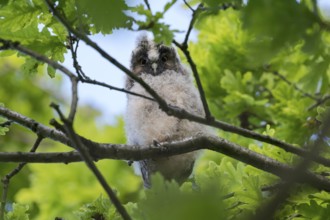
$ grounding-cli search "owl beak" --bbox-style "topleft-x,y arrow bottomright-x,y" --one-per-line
151,63 -> 157,74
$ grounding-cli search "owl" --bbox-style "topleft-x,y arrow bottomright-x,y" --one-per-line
125,35 -> 209,188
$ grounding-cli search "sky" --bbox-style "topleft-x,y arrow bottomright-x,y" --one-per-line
61,0 -> 330,125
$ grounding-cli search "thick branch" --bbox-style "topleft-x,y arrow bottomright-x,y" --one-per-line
0,106 -> 70,146
2,135 -> 330,192
0,151 -> 82,163
2,104 -> 330,171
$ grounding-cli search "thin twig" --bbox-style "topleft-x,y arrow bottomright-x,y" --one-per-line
66,34 -> 155,102
82,78 -> 155,101
173,4 -> 213,121
271,71 -> 330,111
308,95 -> 330,111
143,0 -> 152,12
50,103 -> 131,220
183,3 -> 203,47
173,40 -> 212,120
272,71 -> 318,101
183,0 -> 194,12
0,38 -> 154,102
222,182 -> 283,200
68,77 -> 79,123
68,35 -> 89,80
2,133 -> 330,192
0,136 -> 43,219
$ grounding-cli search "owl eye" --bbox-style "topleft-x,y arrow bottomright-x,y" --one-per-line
161,55 -> 168,62
139,58 -> 147,65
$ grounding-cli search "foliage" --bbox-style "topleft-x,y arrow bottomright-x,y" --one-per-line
129,0 -> 178,44
0,0 -> 330,219
74,195 -> 121,220
5,203 -> 29,220
0,115 -> 9,136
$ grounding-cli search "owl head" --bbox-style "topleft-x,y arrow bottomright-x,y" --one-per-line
126,35 -> 184,89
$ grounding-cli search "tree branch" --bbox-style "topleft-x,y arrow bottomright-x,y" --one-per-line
308,95 -> 330,111
183,0 -> 194,12
266,68 -> 330,111
272,71 -> 318,101
66,34 -> 155,102
0,136 -> 43,219
50,103 -> 131,220
2,102 -> 330,171
2,134 -> 330,193
173,3 -> 213,120
0,105 -> 70,146
143,0 -> 152,12
0,151 -> 83,163
0,38 -> 155,104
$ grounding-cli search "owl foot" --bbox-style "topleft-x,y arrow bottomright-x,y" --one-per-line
153,139 -> 160,147
127,160 -> 134,166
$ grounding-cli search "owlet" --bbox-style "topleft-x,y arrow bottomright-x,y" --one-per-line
125,35 -> 209,188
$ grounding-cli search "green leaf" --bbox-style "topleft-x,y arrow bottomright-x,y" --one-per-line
202,0 -> 242,7
76,0 -> 131,34
0,116 -> 9,135
130,4 -> 152,17
133,173 -> 227,220
236,176 -> 263,211
243,0 -> 319,60
5,203 -> 29,220
47,65 -> 56,78
152,23 -> 176,44
75,195 -> 121,220
0,0 -> 40,32
297,200 -> 330,220
164,0 -> 177,13
0,50 -> 16,57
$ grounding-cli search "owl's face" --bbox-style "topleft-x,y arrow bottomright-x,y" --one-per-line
127,36 -> 182,89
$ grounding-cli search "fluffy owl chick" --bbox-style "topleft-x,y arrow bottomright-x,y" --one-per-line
125,36 -> 208,188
